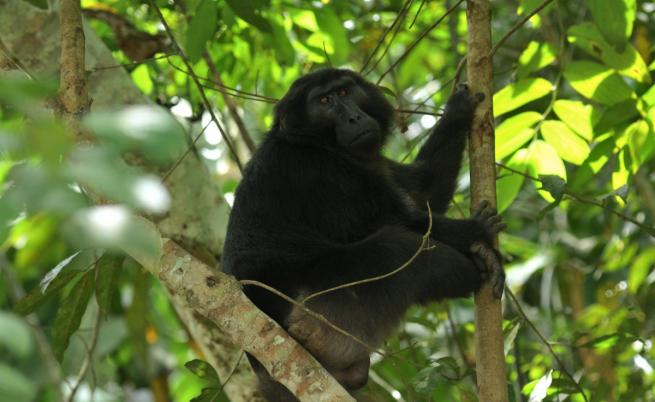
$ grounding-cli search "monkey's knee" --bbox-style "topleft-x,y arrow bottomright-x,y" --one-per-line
333,358 -> 370,390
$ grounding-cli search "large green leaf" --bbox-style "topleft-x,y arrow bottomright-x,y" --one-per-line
225,0 -> 272,33
0,312 -> 33,358
517,41 -> 557,78
83,106 -> 187,166
568,23 -> 650,84
528,140 -> 567,202
540,120 -> 590,165
95,254 -> 123,315
269,18 -> 295,66
497,149 -> 529,213
495,111 -> 542,160
52,269 -> 94,361
186,0 -> 219,63
0,363 -> 37,402
315,7 -> 350,66
611,147 -> 630,190
493,78 -> 552,117
626,119 -> 655,166
552,100 -> 599,141
628,248 -> 655,293
586,0 -> 636,49
564,61 -> 635,105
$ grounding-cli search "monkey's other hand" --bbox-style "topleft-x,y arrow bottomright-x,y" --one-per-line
471,200 -> 506,244
470,242 -> 505,298
443,83 -> 485,123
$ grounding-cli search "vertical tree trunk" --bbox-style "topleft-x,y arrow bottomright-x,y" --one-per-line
466,1 -> 508,401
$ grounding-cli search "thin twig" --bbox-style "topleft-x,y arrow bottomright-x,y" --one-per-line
65,299 -> 102,402
364,0 -> 414,76
409,0 -> 427,29
204,54 -> 257,154
239,280 -> 381,355
217,351 -> 244,394
301,205 -> 434,303
489,0 -> 555,58
162,119 -> 213,183
506,288 -> 589,402
360,0 -> 413,74
149,0 -> 243,173
90,54 -> 177,72
496,162 -> 655,237
378,0 -> 465,84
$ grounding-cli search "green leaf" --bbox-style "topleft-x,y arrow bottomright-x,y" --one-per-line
539,175 -> 566,203
552,100 -> 599,141
595,98 -> 640,133
611,147 -> 630,190
64,206 -> 162,265
14,251 -> 91,315
540,120 -> 590,165
568,23 -> 650,84
191,388 -> 229,402
186,359 -> 220,383
586,0 -> 636,49
0,312 -> 33,358
225,0 -> 271,32
186,0 -> 219,63
564,61 -> 635,105
517,41 -> 557,78
269,18 -> 295,66
52,269 -> 94,361
627,119 -> 655,167
83,106 -> 187,166
528,140 -> 566,202
570,136 -> 615,189
497,149 -> 529,213
629,248 -> 655,293
95,254 -> 123,315
315,7 -> 350,66
643,85 -> 655,106
66,147 -> 171,214
493,78 -> 552,117
495,112 -> 542,160
131,64 -> 154,95
0,363 -> 37,402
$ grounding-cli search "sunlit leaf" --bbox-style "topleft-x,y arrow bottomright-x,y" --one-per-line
570,136 -> 615,189
611,147 -> 630,190
528,140 -> 566,202
553,100 -> 599,141
186,0 -> 218,63
643,85 -> 655,106
627,119 -> 655,166
564,61 -> 635,105
269,18 -> 295,66
517,41 -> 557,78
494,78 -> 552,117
52,269 -> 94,361
527,370 -> 552,402
497,149 -> 529,213
586,0 -> 636,49
540,120 -> 590,165
568,23 -> 650,83
186,359 -> 220,383
629,248 -> 655,293
131,64 -> 154,95
595,99 -> 640,133
495,111 -> 542,160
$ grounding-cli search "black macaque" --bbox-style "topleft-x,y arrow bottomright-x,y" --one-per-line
222,68 -> 505,401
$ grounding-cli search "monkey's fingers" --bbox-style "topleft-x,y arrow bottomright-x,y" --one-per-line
491,265 -> 505,299
472,200 -> 491,217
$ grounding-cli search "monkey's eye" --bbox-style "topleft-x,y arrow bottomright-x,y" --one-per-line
338,88 -> 348,97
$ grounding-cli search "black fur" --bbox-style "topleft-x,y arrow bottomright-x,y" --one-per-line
222,68 -> 503,401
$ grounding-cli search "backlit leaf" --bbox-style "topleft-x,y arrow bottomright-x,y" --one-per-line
186,0 -> 219,63
225,0 -> 272,33
586,0 -> 636,49
553,99 -> 599,141
540,120 -> 590,165
497,149 -> 529,213
494,78 -> 552,117
528,140 -> 566,202
495,112 -> 542,160
564,61 -> 635,106
568,23 -> 650,83
517,41 -> 557,78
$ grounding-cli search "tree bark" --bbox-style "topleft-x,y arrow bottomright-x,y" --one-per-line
466,1 -> 508,401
